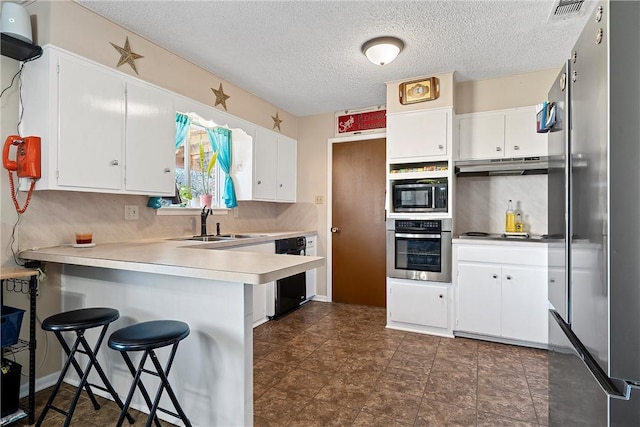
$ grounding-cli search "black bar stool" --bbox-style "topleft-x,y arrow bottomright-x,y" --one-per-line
36,307 -> 135,427
108,320 -> 192,427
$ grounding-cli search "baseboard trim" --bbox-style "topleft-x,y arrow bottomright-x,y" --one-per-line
20,371 -> 61,398
311,295 -> 328,302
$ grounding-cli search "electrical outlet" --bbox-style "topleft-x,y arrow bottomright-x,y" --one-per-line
315,195 -> 324,204
124,205 -> 139,220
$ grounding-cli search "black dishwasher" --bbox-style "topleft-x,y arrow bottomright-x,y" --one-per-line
273,237 -> 306,318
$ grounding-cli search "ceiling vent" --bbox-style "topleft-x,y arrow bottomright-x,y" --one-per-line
548,0 -> 585,21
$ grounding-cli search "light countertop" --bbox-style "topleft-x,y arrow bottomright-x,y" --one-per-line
19,231 -> 323,285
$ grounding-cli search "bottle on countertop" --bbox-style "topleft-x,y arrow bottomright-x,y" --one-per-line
515,212 -> 523,232
505,199 -> 516,233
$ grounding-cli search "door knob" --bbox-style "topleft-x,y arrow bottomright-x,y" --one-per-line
331,227 -> 340,233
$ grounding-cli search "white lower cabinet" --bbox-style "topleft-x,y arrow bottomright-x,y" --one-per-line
304,234 -> 317,299
225,241 -> 275,327
387,277 -> 453,337
454,242 -> 548,346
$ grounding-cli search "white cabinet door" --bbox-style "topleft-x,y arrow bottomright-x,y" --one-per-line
276,136 -> 297,202
501,266 -> 548,343
254,129 -> 278,200
505,107 -> 548,157
457,263 -> 501,336
125,80 -> 175,195
458,113 -> 505,160
304,235 -> 317,299
388,279 -> 448,329
387,109 -> 448,160
57,54 -> 124,190
224,242 -> 275,325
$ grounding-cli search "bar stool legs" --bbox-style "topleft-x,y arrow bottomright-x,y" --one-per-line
109,320 -> 192,427
36,308 -> 135,427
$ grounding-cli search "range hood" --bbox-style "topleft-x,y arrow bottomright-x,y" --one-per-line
455,156 -> 549,176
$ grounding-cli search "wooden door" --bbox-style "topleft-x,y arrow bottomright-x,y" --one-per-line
332,138 -> 386,306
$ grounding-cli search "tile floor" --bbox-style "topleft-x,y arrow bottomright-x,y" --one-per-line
253,301 -> 549,427
18,301 -> 548,426
16,381 -> 176,426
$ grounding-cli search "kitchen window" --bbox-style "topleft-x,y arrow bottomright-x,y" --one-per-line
173,124 -> 223,207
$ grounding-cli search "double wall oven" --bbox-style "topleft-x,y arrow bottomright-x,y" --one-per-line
386,218 -> 452,283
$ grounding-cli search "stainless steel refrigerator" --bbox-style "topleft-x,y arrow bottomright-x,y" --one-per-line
547,1 -> 640,425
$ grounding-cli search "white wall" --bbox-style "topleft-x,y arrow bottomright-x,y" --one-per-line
456,174 -> 548,236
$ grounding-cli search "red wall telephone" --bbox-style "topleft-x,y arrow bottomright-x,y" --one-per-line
3,135 -> 41,179
3,135 -> 41,214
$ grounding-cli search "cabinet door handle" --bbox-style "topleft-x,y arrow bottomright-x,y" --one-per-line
492,274 -> 498,279
279,184 -> 283,188
257,180 -> 262,185
438,144 -> 444,150
514,145 -> 520,151
496,147 -> 502,152
506,275 -> 512,280
110,160 -> 119,166
164,168 -> 171,173
439,294 -> 443,299
550,278 -> 556,283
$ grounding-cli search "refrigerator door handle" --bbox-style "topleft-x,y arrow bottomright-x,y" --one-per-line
551,310 -> 639,400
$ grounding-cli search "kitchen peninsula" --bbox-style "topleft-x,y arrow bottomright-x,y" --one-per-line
19,234 -> 324,426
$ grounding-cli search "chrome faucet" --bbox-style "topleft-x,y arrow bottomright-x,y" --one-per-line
200,206 -> 211,236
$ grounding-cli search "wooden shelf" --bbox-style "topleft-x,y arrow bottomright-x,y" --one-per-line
1,34 -> 42,62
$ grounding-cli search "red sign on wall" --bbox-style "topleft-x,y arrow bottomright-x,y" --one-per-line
335,108 -> 386,136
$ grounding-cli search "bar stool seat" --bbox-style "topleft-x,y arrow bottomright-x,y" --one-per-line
36,307 -> 135,427
109,320 -> 192,427
42,307 -> 119,331
108,320 -> 190,351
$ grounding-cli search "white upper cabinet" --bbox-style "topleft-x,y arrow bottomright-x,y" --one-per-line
387,108 -> 450,161
21,46 -> 175,196
458,106 -> 547,161
235,127 -> 297,203
254,129 -> 279,200
458,112 -> 505,160
504,107 -> 547,157
56,53 -> 125,190
125,80 -> 176,194
275,135 -> 297,202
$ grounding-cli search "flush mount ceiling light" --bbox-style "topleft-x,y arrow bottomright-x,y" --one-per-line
361,36 -> 404,66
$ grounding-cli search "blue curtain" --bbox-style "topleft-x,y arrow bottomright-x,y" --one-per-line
175,113 -> 191,148
206,127 -> 237,208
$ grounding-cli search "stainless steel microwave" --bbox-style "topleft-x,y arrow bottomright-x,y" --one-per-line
392,178 -> 448,213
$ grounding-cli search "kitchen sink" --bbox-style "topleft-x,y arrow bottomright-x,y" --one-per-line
169,234 -> 267,242
217,234 -> 267,239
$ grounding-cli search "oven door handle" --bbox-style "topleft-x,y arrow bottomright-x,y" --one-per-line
395,233 -> 442,239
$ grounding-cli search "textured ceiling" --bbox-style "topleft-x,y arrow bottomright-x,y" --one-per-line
76,0 -> 594,117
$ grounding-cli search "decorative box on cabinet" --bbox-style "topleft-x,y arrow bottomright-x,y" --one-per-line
454,242 -> 548,347
457,106 -> 548,161
387,277 -> 453,337
20,46 -> 175,196
386,108 -> 452,162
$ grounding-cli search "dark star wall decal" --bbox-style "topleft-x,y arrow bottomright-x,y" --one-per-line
110,36 -> 143,74
271,112 -> 283,132
211,83 -> 230,111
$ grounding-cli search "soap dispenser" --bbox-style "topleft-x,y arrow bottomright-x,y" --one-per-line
505,200 -> 516,233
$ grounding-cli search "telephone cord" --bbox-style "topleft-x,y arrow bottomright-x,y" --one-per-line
8,170 -> 36,214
